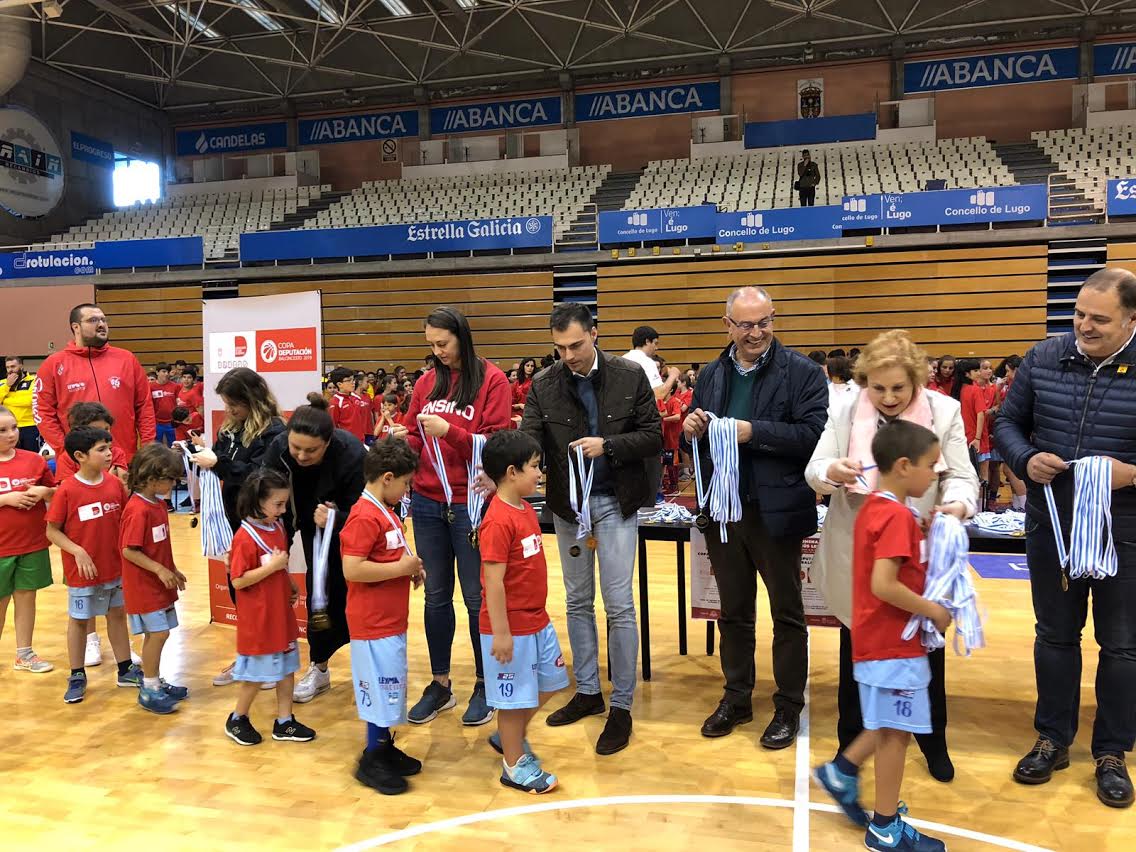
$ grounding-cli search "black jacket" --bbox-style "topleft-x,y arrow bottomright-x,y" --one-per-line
682,339 -> 828,539
797,160 -> 821,189
521,349 -> 662,522
212,418 -> 287,532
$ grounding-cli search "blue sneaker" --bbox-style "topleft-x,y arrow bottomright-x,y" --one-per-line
117,663 -> 144,688
64,672 -> 87,704
462,681 -> 494,726
500,753 -> 558,795
812,760 -> 868,826
865,804 -> 946,852
139,686 -> 180,715
161,680 -> 189,701
407,681 -> 456,724
489,731 -> 538,762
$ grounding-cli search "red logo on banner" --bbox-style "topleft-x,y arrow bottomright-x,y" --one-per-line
256,327 -> 318,372
234,335 -> 248,357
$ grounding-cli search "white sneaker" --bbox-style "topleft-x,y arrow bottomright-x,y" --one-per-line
84,634 -> 102,667
212,662 -> 236,686
131,647 -> 143,665
293,663 -> 330,703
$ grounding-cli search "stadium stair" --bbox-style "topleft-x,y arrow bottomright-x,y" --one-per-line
558,167 -> 645,251
1046,237 -> 1106,336
552,263 -> 598,316
273,189 -> 354,231
995,141 -> 1102,225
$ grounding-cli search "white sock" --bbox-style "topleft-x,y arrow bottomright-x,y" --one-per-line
87,632 -> 98,641
16,646 -> 32,659
503,758 -> 517,777
277,716 -> 292,725
144,676 -> 161,692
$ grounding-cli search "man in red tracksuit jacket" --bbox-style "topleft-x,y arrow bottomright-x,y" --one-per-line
33,303 -> 156,462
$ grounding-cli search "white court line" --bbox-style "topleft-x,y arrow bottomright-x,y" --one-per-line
791,644 -> 812,852
336,794 -> 1055,852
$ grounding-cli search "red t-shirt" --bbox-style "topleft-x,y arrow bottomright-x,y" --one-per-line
119,493 -> 178,615
229,521 -> 298,656
150,381 -> 180,424
55,443 -> 128,482
512,379 -> 532,409
174,410 -> 205,443
660,396 -> 682,450
176,383 -> 204,413
676,388 -> 693,414
478,496 -> 550,636
331,392 -> 372,442
0,449 -> 55,557
339,496 -> 410,641
45,473 -> 127,587
960,383 -> 997,453
851,494 -> 928,662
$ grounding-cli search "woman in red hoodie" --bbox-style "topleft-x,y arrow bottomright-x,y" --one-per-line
391,307 -> 512,728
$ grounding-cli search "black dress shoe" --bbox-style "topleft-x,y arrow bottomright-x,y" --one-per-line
1095,754 -> 1135,808
760,708 -> 800,750
546,692 -> 606,727
596,708 -> 632,755
1012,737 -> 1069,785
917,736 -> 955,782
700,699 -> 753,738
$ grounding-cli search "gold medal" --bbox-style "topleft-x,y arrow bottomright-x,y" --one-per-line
468,529 -> 479,549
445,507 -> 456,524
309,610 -> 331,631
586,535 -> 597,550
569,545 -> 582,558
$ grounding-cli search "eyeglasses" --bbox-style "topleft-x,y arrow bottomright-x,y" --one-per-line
726,315 -> 774,333
80,317 -> 108,326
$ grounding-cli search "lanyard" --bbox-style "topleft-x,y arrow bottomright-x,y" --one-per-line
568,445 -> 595,541
692,413 -> 742,542
360,489 -> 415,557
1044,456 -> 1117,582
418,421 -> 454,517
467,433 -> 486,532
310,507 -> 336,616
199,468 -> 232,558
240,520 -> 280,555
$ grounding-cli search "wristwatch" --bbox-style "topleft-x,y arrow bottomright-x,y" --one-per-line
603,438 -> 615,458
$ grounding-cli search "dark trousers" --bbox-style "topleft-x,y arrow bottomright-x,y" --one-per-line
705,504 -> 808,714
798,187 -> 816,207
301,531 -> 350,666
837,625 -> 948,754
17,425 -> 40,452
1027,525 -> 1136,755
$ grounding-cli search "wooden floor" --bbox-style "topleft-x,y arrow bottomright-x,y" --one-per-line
2,513 -> 1132,852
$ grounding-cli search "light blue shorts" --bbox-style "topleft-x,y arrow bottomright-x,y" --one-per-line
977,452 -> 993,462
855,657 -> 933,735
480,622 -> 569,710
68,580 -> 124,619
350,635 -> 408,727
128,605 -> 179,636
233,643 -> 301,684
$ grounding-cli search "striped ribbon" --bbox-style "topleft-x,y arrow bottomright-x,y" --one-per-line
239,519 -> 281,556
360,489 -> 414,556
692,413 -> 742,542
902,512 -> 986,656
178,446 -> 199,513
568,445 -> 595,541
466,433 -> 487,532
418,421 -> 454,515
1044,456 -> 1117,581
199,468 -> 233,558
310,507 -> 336,615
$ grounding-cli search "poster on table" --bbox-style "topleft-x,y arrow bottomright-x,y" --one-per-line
201,290 -> 323,631
689,529 -> 838,627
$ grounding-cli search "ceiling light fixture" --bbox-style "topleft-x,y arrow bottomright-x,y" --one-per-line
302,0 -> 340,25
162,3 -> 222,38
379,0 -> 412,17
234,0 -> 284,31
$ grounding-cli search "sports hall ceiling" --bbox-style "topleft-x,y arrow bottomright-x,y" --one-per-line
5,0 -> 1136,119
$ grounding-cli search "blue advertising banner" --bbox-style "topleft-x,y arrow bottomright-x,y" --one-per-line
0,248 -> 96,279
240,216 -> 553,261
1094,42 -> 1136,78
429,97 -> 562,135
715,206 -> 843,244
744,113 -> 876,149
904,47 -> 1078,93
70,131 -> 115,168
96,236 -> 204,268
879,185 -> 1048,227
840,195 -> 883,228
299,110 -> 419,145
175,122 -> 288,156
576,82 -> 720,122
598,205 -> 717,243
1107,178 -> 1136,215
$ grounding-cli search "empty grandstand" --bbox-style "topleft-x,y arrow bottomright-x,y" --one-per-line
1034,125 -> 1136,216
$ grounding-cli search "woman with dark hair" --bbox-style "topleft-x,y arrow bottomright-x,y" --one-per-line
191,368 -> 287,687
390,306 -> 512,727
264,393 -> 366,703
512,357 -> 538,423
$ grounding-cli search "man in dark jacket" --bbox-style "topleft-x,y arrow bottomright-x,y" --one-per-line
994,267 -> 1136,809
682,286 -> 828,749
519,302 -> 662,756
796,150 -> 821,207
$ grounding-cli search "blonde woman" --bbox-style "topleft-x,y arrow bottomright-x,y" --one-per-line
805,330 -> 979,782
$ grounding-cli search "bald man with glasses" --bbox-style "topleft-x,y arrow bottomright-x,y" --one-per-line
682,287 -> 828,749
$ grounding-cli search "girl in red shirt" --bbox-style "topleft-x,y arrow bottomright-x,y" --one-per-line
224,469 -> 315,747
957,358 -> 997,506
657,389 -> 682,493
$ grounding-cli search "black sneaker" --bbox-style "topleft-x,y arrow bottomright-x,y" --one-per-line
225,714 -> 262,746
375,734 -> 423,777
407,681 -> 457,724
272,716 -> 316,742
356,749 -> 408,795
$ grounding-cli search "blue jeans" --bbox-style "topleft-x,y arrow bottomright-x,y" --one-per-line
552,493 -> 639,710
155,423 -> 175,447
411,491 -> 484,681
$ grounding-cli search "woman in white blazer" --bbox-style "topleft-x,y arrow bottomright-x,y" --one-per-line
805,330 -> 979,783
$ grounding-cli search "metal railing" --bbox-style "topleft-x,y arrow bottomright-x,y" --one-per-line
1047,171 -> 1104,223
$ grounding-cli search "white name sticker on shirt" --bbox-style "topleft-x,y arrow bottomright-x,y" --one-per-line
77,502 -> 104,522
919,539 -> 927,565
260,553 -> 273,567
152,524 -> 168,544
385,529 -> 401,550
521,533 -> 542,559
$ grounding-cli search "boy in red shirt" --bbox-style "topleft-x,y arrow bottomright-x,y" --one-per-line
341,438 -> 426,796
150,363 -> 180,447
372,393 -> 400,443
45,426 -> 140,704
328,367 -> 373,442
479,430 -> 569,795
55,402 -> 129,485
120,444 -> 188,715
658,388 -> 682,494
813,420 -> 950,852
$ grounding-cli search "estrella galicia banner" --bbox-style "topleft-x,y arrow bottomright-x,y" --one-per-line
879,185 -> 1048,227
175,121 -> 288,156
0,107 -> 65,218
598,205 -> 717,243
576,82 -> 720,122
0,248 -> 96,279
715,206 -> 843,244
1107,178 -> 1136,215
903,47 -> 1078,93
70,131 -> 115,169
239,216 -> 553,261
299,110 -> 419,145
1095,42 -> 1136,78
429,97 -> 562,135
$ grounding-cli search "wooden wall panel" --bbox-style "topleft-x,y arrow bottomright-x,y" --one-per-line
95,284 -> 203,367
597,245 -> 1047,365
